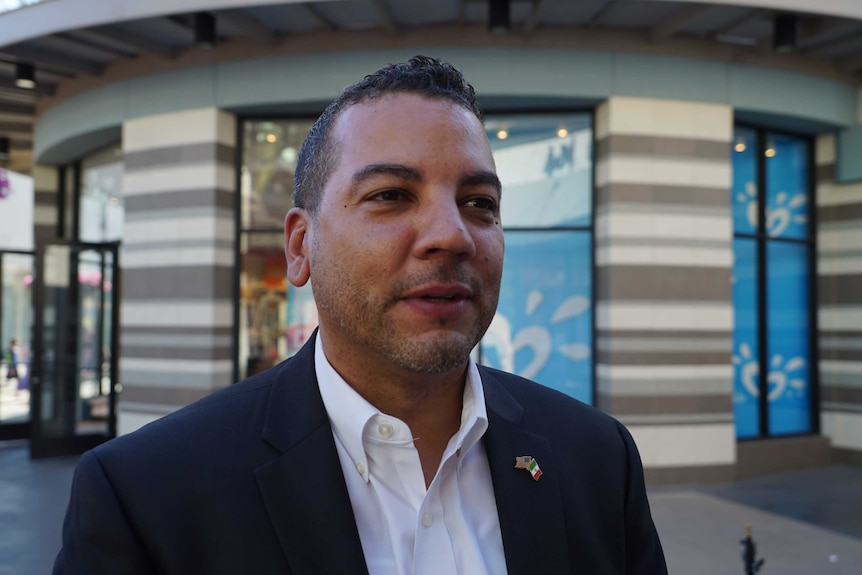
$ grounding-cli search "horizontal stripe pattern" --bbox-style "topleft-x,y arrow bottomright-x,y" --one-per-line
598,393 -> 731,415
118,108 -> 237,432
595,97 -> 732,142
124,164 -> 236,197
627,423 -> 736,467
594,97 -> 735,470
124,142 -> 234,172
817,132 -> 862,453
595,135 -> 729,161
122,266 -> 234,299
597,183 -> 729,207
124,187 -> 234,211
596,265 -> 730,301
596,302 -> 733,331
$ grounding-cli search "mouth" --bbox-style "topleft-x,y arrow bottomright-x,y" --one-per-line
403,284 -> 472,303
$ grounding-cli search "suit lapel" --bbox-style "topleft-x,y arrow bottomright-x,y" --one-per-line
481,368 -> 572,575
254,337 -> 369,575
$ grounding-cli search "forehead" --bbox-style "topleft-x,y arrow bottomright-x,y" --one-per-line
330,92 -> 489,154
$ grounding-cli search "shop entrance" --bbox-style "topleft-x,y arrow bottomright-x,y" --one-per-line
30,241 -> 120,458
0,250 -> 35,441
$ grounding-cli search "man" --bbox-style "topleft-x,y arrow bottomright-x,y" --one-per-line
55,56 -> 667,574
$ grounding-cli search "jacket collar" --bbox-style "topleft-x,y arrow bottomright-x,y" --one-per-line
254,335 -> 369,575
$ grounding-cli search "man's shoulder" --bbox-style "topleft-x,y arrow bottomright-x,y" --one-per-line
478,364 -> 623,434
92,359 -> 290,462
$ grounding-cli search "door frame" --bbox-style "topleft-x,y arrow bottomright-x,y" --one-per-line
29,240 -> 120,458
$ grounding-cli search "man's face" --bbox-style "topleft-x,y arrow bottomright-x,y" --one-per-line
292,93 -> 504,376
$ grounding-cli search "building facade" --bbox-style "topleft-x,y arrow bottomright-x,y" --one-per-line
1,0 -> 861,480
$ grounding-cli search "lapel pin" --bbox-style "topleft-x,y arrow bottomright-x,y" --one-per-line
514,455 -> 543,481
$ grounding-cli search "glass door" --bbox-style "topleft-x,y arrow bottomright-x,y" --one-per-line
30,241 -> 120,458
0,250 -> 35,440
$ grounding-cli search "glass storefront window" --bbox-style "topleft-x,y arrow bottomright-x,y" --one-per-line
766,242 -> 810,435
480,113 -> 594,404
1,253 -> 34,424
239,231 -> 287,378
483,231 -> 593,403
732,127 -> 757,236
731,127 -> 812,438
241,120 -> 314,230
239,119 -> 315,378
79,144 -> 124,243
485,114 -> 592,228
765,134 -> 809,240
732,238 -> 759,439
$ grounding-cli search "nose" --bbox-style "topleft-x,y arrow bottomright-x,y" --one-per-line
413,197 -> 477,260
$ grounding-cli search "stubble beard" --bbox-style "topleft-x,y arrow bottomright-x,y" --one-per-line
312,264 -> 499,376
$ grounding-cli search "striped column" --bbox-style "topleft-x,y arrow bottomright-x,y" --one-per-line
119,108 -> 236,435
816,133 -> 862,465
595,97 -> 735,483
33,165 -> 59,243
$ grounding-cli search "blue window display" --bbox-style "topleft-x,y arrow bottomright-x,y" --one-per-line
732,127 -> 758,236
732,238 -> 759,439
479,113 -> 594,405
766,135 -> 809,240
766,242 -> 810,435
731,128 -> 811,438
481,232 -> 593,404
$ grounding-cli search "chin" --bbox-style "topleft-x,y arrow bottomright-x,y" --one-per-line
386,332 -> 476,375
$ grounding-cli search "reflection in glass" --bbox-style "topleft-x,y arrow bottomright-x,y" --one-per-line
79,144 -> 124,243
732,238 -> 759,439
766,242 -> 811,435
37,246 -> 115,437
239,232 -> 287,379
486,114 -> 592,228
75,250 -> 113,432
242,120 -> 314,229
1,253 -> 34,424
481,231 -> 593,404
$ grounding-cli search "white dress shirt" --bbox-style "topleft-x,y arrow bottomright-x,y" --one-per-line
315,334 -> 507,575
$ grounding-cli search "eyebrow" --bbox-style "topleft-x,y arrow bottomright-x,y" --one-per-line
461,171 -> 502,196
351,164 -> 422,186
351,164 -> 502,195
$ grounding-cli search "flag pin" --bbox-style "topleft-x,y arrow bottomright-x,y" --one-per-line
514,455 -> 542,481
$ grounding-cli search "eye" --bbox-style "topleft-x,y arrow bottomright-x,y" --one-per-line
368,189 -> 407,202
463,196 -> 499,213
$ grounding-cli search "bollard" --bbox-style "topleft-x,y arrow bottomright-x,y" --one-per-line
740,523 -> 765,574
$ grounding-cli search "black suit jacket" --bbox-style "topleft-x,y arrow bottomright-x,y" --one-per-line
55,336 -> 667,574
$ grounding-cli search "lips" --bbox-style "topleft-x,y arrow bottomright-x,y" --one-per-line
399,283 -> 473,319
401,284 -> 472,302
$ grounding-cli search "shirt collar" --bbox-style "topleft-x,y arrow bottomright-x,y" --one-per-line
314,332 -> 489,483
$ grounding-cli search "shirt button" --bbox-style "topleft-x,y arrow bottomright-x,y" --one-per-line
378,422 -> 394,438
355,461 -> 365,475
421,512 -> 433,527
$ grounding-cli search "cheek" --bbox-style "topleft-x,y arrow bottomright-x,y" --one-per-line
477,234 -> 505,279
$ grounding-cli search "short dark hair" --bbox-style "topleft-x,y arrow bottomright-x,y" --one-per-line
293,55 -> 483,214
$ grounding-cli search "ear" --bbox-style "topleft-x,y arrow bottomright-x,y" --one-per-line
284,207 -> 311,287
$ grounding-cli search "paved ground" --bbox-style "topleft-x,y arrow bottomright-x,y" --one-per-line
1,439 -> 860,575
